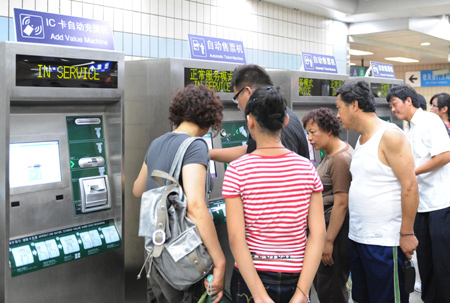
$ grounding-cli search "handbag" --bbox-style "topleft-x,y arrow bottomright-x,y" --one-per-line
137,137 -> 213,291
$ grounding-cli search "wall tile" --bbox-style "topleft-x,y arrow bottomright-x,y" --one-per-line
132,34 -> 141,56
142,34 -> 150,57
123,32 -> 132,55
132,11 -> 141,34
142,13 -> 149,35
123,9 -> 132,32
113,8 -> 123,31
150,14 -> 158,36
158,0 -> 166,16
142,0 -> 150,14
132,0 -> 142,12
23,0 -> 35,10
174,0 -> 182,19
72,1 -> 82,17
166,0 -> 174,18
113,31 -> 123,51
158,37 -> 167,57
150,0 -> 158,15
150,36 -> 158,57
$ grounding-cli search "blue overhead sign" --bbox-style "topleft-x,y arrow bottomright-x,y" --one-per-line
14,8 -> 114,50
188,34 -> 246,64
370,61 -> 395,78
302,52 -> 338,73
421,71 -> 450,87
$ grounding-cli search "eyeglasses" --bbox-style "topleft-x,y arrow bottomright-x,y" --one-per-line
430,103 -> 439,108
232,87 -> 245,104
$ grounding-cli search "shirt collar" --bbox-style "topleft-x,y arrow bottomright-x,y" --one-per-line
409,108 -> 423,126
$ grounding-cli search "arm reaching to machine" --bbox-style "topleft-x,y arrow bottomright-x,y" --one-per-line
210,145 -> 247,163
381,128 -> 419,259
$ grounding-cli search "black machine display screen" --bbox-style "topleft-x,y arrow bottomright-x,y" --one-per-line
184,68 -> 233,93
371,83 -> 395,98
298,77 -> 343,97
16,55 -> 118,88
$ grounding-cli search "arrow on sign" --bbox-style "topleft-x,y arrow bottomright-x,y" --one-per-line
409,75 -> 418,83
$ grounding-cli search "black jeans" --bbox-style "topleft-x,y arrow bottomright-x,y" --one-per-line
230,267 -> 300,303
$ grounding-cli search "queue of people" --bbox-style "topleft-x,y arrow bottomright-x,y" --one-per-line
133,63 -> 450,303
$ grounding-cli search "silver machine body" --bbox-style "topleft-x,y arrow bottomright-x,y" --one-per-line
124,58 -> 242,298
0,42 -> 124,303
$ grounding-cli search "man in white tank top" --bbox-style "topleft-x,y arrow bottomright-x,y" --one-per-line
387,85 -> 450,303
335,81 -> 419,303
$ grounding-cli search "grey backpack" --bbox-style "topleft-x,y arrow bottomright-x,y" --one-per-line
137,137 -> 213,291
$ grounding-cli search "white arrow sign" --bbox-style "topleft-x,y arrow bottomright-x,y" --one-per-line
405,71 -> 421,87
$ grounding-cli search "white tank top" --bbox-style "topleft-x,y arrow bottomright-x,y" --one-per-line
349,122 -> 402,246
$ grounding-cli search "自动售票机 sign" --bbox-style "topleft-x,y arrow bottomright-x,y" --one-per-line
188,34 -> 246,64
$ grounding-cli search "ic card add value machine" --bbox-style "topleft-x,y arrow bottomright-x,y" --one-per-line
0,42 -> 124,303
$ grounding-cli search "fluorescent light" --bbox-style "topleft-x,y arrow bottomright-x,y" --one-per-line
385,57 -> 419,63
349,49 -> 373,56
350,62 -> 356,66
420,42 -> 431,46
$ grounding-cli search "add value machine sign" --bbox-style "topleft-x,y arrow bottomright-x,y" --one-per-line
188,34 -> 246,64
405,70 -> 450,87
14,8 -> 114,50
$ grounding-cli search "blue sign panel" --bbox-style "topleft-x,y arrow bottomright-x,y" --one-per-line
302,52 -> 337,73
370,61 -> 395,78
188,34 -> 246,64
421,71 -> 450,87
14,8 -> 114,50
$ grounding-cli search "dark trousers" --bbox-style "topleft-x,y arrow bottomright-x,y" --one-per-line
415,207 -> 450,303
314,213 -> 350,303
349,240 -> 409,303
230,267 -> 300,303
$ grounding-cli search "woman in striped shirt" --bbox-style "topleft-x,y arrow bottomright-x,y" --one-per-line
223,86 -> 326,303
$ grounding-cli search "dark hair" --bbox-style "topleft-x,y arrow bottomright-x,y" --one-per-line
386,85 -> 419,108
245,86 -> 286,132
417,94 -> 427,110
302,108 -> 341,137
335,80 -> 376,112
230,65 -> 273,90
169,85 -> 223,133
430,92 -> 450,110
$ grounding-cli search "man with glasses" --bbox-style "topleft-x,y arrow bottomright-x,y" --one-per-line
387,85 -> 450,303
210,64 -> 309,162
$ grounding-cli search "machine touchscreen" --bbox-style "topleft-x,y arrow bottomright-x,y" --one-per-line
9,141 -> 62,188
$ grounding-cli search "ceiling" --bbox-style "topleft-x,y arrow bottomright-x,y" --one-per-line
265,0 -> 450,66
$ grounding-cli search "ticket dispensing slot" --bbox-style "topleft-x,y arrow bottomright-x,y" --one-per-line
79,176 -> 110,213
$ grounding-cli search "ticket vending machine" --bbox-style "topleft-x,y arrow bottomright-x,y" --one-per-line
269,70 -> 352,162
124,58 -> 243,297
0,42 -> 124,303
349,76 -> 405,128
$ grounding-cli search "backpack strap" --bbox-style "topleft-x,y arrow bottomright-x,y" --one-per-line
152,136 -> 211,258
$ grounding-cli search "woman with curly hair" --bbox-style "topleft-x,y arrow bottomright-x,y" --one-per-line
302,108 -> 353,303
133,84 -> 226,303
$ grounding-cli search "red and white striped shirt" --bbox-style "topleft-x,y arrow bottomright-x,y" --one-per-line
222,151 -> 323,273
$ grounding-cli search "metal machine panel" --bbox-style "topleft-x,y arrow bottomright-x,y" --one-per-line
0,42 -> 124,303
124,58 -> 243,297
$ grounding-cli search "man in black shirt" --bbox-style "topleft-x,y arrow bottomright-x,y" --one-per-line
210,64 -> 310,162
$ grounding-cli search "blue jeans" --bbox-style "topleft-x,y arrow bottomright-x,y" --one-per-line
415,207 -> 450,303
230,267 -> 300,303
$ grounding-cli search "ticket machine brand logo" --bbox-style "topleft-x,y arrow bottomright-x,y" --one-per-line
19,13 -> 45,39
